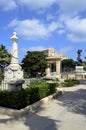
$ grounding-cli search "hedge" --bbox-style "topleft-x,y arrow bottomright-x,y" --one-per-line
62,79 -> 79,87
28,81 -> 57,104
0,80 -> 57,109
0,89 -> 29,109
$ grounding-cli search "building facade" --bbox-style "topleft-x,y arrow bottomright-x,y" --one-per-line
43,48 -> 68,78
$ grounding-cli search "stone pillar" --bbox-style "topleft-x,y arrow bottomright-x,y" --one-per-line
56,60 -> 61,77
46,63 -> 50,77
10,32 -> 18,64
4,32 -> 25,91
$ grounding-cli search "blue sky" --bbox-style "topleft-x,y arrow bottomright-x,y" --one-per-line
0,0 -> 86,63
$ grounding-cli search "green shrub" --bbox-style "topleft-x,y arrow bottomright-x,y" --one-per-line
47,83 -> 57,94
63,79 -> 79,87
28,80 -> 57,103
28,81 -> 50,101
72,79 -> 79,85
28,87 -> 40,104
0,89 -> 29,109
0,79 -> 57,109
38,82 -> 50,99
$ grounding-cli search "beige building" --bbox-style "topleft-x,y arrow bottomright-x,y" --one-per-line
43,48 -> 68,78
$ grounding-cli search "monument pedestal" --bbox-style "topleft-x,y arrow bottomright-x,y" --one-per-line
75,66 -> 84,72
7,79 -> 25,91
4,64 -> 24,91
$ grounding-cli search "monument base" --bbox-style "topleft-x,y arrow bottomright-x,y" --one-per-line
75,66 -> 84,72
7,79 -> 25,91
4,64 -> 24,91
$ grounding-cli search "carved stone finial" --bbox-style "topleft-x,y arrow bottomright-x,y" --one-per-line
13,32 -> 17,35
10,32 -> 18,42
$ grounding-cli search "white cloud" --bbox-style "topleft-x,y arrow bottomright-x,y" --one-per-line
46,14 -> 56,21
56,0 -> 86,42
2,0 -> 86,43
58,0 -> 86,17
1,0 -> 86,17
65,17 -> 86,42
59,46 -> 73,55
58,29 -> 65,34
0,0 -> 17,11
67,33 -> 86,42
15,0 -> 86,16
0,0 -> 58,12
29,46 -> 47,51
48,21 -> 62,32
18,0 -> 57,10
8,18 -> 60,40
16,0 -> 86,43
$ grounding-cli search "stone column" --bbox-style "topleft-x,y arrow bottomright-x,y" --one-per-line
46,63 -> 50,77
56,60 -> 61,77
10,32 -> 18,65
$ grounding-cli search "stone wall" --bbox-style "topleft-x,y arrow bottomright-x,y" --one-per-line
61,73 -> 86,80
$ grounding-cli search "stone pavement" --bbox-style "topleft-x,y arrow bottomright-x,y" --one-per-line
0,85 -> 86,130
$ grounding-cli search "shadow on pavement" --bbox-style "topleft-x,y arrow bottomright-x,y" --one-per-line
57,89 -> 86,116
0,105 -> 60,130
24,113 -> 59,130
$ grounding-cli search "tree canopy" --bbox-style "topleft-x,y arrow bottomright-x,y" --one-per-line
0,44 -> 11,83
61,59 -> 76,72
22,51 -> 48,77
0,44 -> 11,68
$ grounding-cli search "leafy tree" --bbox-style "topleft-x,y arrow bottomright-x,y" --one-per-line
61,59 -> 76,72
83,61 -> 86,70
0,44 -> 11,83
22,51 -> 48,77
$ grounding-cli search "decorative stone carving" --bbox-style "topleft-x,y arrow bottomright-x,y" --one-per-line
4,32 -> 24,91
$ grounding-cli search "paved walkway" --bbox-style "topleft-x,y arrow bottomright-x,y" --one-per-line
0,85 -> 86,130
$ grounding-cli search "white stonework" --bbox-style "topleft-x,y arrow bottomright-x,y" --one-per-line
75,66 -> 84,72
10,32 -> 18,64
4,32 -> 24,91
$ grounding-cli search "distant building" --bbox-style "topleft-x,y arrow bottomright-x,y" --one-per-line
43,48 -> 68,78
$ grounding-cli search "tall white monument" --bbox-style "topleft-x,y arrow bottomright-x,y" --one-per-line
4,32 -> 24,91
11,32 -> 18,64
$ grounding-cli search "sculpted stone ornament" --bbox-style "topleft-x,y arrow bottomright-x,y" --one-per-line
9,64 -> 21,71
4,32 -> 25,91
